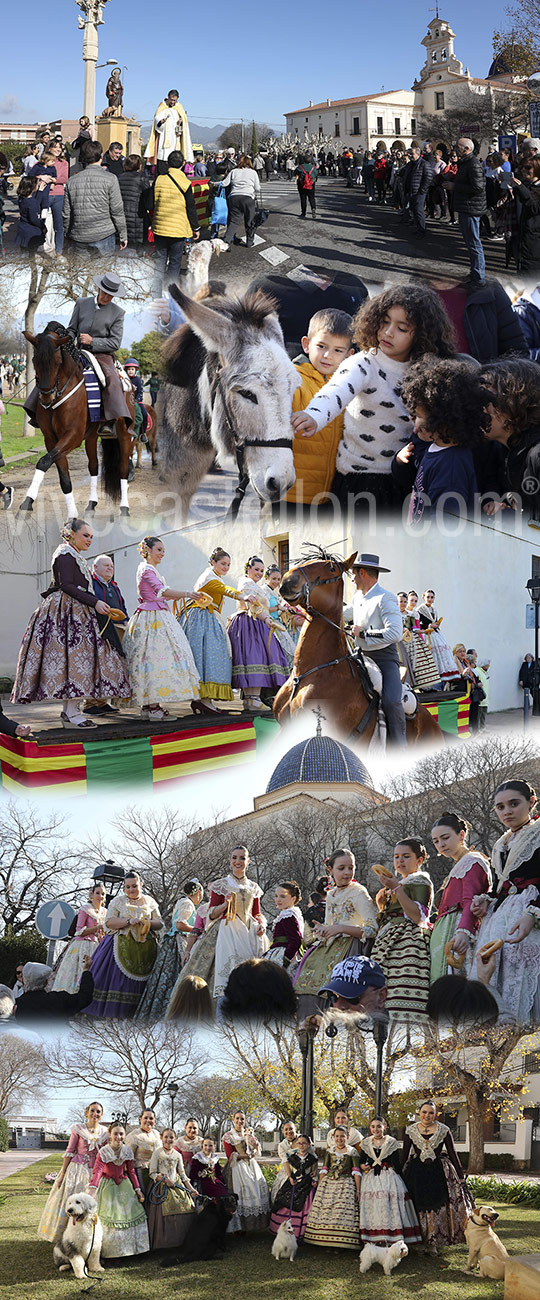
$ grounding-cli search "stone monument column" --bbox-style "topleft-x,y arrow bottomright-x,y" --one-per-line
76,0 -> 111,128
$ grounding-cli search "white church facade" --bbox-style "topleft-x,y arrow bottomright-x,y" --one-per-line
284,15 -> 517,152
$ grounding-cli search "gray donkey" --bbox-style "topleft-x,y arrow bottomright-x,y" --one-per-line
159,285 -> 301,521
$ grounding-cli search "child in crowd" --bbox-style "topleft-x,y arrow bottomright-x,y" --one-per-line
291,285 -> 456,509
393,357 -> 488,520
269,1134 -> 318,1240
286,308 -> 354,505
190,1136 -> 230,1199
14,175 -> 45,251
266,880 -> 304,967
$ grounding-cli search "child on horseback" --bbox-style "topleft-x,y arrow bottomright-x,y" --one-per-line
124,358 -> 149,442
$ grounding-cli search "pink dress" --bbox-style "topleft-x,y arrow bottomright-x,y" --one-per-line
430,851 -> 491,981
122,562 -> 200,707
51,904 -> 105,994
37,1122 -> 107,1242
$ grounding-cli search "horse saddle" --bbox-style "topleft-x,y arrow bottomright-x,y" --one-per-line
80,349 -> 106,386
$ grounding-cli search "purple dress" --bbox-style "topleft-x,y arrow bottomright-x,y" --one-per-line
83,892 -> 162,1020
228,579 -> 288,690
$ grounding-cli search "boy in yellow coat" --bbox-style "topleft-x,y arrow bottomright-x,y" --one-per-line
286,309 -> 354,504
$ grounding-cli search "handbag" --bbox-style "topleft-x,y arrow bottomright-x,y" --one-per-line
254,206 -> 269,228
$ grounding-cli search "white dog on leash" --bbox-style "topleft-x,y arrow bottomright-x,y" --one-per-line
52,1193 -> 104,1279
359,1240 -> 408,1277
272,1220 -> 298,1261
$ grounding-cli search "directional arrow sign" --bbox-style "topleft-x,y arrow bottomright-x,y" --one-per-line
36,900 -> 76,941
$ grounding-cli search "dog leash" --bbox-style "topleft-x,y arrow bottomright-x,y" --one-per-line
79,1217 -> 104,1292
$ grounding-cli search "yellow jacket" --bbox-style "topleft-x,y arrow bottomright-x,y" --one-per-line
151,168 -> 198,239
286,361 -> 345,503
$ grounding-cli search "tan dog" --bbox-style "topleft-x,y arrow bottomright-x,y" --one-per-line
464,1206 -> 508,1279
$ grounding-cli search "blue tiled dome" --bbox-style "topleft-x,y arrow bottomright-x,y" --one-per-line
266,735 -> 373,793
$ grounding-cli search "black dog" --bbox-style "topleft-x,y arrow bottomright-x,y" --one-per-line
160,1195 -> 239,1266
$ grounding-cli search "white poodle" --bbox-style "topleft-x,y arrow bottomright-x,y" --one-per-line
359,1239 -> 408,1277
52,1193 -> 104,1279
272,1220 -> 298,1261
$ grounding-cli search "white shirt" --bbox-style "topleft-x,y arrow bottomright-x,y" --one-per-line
352,581 -> 403,651
303,349 -> 413,476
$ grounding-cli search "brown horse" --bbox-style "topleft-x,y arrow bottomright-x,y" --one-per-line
20,324 -> 135,516
274,549 -> 442,747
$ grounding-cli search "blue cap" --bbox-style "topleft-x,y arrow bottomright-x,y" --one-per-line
319,955 -> 385,1000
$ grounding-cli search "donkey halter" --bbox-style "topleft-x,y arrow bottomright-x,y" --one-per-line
211,365 -> 293,520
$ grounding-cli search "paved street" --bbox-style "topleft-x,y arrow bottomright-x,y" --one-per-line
0,1149 -> 52,1181
2,174 -> 520,294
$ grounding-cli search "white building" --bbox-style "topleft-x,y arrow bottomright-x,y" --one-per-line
284,15 -> 523,153
8,1113 -> 58,1148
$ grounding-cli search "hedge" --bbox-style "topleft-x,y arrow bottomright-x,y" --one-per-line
0,1117 -> 9,1152
468,1175 -> 540,1209
0,928 -> 48,985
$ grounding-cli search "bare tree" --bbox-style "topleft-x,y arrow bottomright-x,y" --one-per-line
0,1034 -> 49,1115
174,1074 -> 251,1145
47,1019 -> 209,1114
0,800 -> 84,935
419,86 -> 528,148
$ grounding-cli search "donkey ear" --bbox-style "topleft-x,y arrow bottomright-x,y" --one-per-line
343,552 -> 358,571
168,283 -> 236,356
23,330 -> 36,344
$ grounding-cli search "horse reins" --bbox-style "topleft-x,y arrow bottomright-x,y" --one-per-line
35,330 -> 85,411
210,368 -> 293,520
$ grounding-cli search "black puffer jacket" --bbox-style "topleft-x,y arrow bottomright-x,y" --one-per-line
118,172 -> 150,245
516,180 -> 540,273
408,157 -> 434,196
462,279 -> 528,362
503,426 -> 540,505
453,154 -> 486,216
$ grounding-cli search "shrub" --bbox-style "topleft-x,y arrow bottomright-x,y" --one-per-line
0,1117 -> 9,1152
468,1176 -> 540,1209
260,1163 -> 278,1191
0,928 -> 48,986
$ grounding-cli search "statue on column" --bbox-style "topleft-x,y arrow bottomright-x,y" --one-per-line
104,68 -> 123,116
145,89 -> 193,173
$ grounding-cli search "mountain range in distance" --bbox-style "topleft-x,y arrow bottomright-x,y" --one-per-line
188,122 -> 229,146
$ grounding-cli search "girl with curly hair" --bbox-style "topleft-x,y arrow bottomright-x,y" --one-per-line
291,284 -> 456,509
122,536 -> 207,720
11,517 -> 130,728
393,357 -> 488,520
479,357 -> 540,513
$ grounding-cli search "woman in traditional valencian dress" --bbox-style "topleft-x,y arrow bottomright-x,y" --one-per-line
359,1117 -> 421,1247
179,546 -> 251,710
266,881 -> 304,968
371,839 -> 433,1022
38,1101 -> 107,1243
83,871 -> 163,1019
260,565 -> 297,667
222,1112 -> 270,1231
227,556 -> 289,712
430,813 -> 492,982
89,1122 -> 149,1259
146,1128 -> 197,1250
402,1102 -> 469,1255
326,1109 -> 363,1157
269,1134 -> 318,1241
416,589 -> 461,688
209,846 -> 268,999
135,879 -> 204,1021
403,591 -> 441,692
126,1109 -> 162,1194
122,535 -> 204,721
304,1126 -> 361,1250
12,518 -> 130,729
293,849 -> 378,1014
173,1118 -> 203,1176
190,1136 -> 229,1199
164,904 -> 219,1015
467,779 -> 540,1024
51,883 -> 106,995
270,1121 -> 299,1205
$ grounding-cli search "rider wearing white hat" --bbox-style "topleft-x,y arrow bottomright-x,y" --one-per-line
351,553 -> 406,746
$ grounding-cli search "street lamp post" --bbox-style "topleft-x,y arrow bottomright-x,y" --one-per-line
297,1022 -> 317,1137
167,1082 -> 179,1129
92,859 -> 125,907
526,578 -> 540,717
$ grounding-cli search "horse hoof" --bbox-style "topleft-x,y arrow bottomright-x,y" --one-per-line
18,497 -> 33,512
120,506 -> 130,516
85,501 -> 97,512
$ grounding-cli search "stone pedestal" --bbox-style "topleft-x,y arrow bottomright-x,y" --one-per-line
505,1253 -> 540,1300
96,114 -> 142,157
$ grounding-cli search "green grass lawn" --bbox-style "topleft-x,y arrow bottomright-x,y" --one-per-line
0,399 -> 40,466
1,1154 -> 539,1300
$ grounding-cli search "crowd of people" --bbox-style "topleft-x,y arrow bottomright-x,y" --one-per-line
2,527 -> 485,739
3,774 -> 540,1028
35,1099 -> 472,1264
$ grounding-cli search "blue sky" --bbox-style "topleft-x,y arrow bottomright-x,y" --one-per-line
1,0 -> 508,135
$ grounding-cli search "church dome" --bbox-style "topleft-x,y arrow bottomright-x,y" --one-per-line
266,733 -> 373,793
487,51 -> 511,77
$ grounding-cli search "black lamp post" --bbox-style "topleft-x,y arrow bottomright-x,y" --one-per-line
92,860 -> 125,907
297,1009 -> 389,1138
167,1082 -> 179,1129
526,578 -> 540,717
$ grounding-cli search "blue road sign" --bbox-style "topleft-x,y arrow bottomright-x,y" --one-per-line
35,899 -> 76,940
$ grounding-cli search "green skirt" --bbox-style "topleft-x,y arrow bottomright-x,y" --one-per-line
116,930 -> 158,979
96,1176 -> 149,1258
430,910 -> 460,983
294,935 -> 356,997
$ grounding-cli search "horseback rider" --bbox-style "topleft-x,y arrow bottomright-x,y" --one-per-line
350,552 -> 407,747
24,271 -> 133,439
124,357 -> 149,442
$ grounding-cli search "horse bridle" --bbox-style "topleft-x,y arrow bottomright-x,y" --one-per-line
211,368 -> 293,519
35,334 -> 85,411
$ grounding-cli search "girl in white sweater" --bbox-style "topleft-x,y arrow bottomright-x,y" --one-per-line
291,285 -> 457,509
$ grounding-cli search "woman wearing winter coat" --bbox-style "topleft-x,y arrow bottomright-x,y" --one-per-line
118,155 -> 150,248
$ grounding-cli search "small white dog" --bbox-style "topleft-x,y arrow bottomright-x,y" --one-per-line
52,1193 -> 104,1279
185,238 -> 229,296
359,1240 -> 408,1277
272,1219 -> 298,1261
